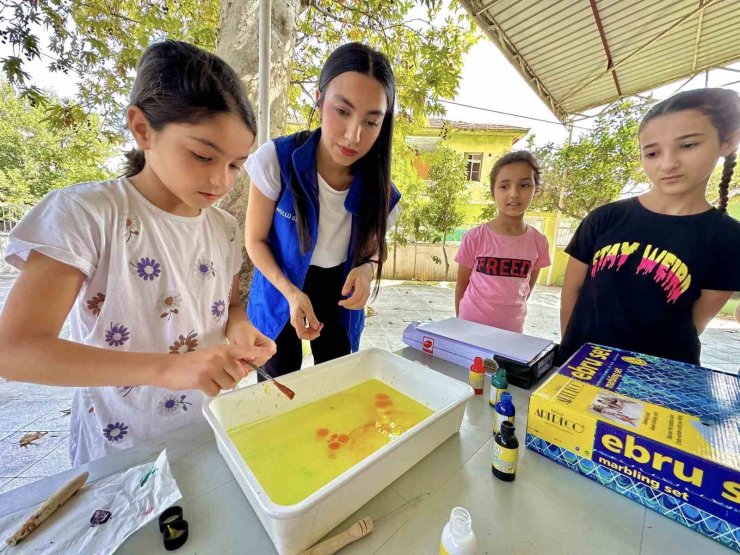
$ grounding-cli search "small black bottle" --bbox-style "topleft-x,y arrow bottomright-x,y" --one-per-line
492,420 -> 519,481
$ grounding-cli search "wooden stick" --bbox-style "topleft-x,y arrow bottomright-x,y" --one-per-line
5,471 -> 89,546
245,361 -> 295,400
299,517 -> 374,555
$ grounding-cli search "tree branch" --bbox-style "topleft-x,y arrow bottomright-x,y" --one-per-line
77,1 -> 144,25
331,1 -> 391,50
290,78 -> 318,86
310,3 -> 349,25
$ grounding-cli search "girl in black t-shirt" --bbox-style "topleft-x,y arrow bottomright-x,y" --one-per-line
559,88 -> 740,365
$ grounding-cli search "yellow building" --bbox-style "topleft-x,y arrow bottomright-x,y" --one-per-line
404,119 -> 571,286
405,118 -> 528,189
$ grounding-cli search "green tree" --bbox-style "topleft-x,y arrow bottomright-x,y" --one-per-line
421,145 -> 469,279
291,1 -> 478,123
0,0 -> 218,135
1,1 -> 477,138
0,82 -> 115,205
533,99 -> 650,220
387,116 -> 427,275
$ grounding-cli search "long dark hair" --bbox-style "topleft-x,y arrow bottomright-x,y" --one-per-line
123,40 -> 257,177
490,151 -> 541,194
639,88 -> 739,213
292,43 -> 395,293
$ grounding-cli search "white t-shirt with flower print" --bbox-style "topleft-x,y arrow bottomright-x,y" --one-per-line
5,178 -> 243,465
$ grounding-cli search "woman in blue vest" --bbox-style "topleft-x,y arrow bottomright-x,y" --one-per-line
244,43 -> 401,378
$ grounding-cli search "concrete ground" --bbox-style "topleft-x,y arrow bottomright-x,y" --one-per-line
0,276 -> 737,494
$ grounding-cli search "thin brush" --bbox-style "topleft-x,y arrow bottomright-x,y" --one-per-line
244,361 -> 295,400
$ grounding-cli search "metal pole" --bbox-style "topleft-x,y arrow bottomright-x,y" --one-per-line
546,120 -> 574,286
258,0 -> 272,145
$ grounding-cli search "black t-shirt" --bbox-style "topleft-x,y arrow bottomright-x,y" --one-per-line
559,197 -> 740,365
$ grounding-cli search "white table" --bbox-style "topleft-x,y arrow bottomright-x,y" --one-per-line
0,348 -> 731,554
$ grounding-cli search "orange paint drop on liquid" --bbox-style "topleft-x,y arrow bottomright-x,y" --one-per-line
374,399 -> 393,408
227,379 -> 434,506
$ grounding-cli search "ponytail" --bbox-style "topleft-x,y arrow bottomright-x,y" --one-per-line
123,149 -> 146,178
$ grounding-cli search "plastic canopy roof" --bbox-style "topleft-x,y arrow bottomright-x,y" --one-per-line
458,0 -> 740,122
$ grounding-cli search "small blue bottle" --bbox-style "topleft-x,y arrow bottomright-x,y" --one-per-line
493,392 -> 515,435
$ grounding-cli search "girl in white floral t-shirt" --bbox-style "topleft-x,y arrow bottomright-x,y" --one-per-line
0,41 -> 275,465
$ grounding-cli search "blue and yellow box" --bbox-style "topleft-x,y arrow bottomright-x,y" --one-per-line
526,343 -> 740,551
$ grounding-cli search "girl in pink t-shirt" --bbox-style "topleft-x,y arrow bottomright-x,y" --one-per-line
454,151 -> 551,333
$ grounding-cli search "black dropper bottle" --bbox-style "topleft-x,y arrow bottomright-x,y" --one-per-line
492,420 -> 519,481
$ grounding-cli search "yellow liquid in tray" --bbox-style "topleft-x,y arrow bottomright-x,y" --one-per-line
227,379 -> 434,505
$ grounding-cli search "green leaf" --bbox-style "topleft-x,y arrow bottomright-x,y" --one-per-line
18,86 -> 48,107
1,57 -> 30,84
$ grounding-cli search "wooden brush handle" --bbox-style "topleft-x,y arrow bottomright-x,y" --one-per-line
300,517 -> 374,555
244,361 -> 295,400
6,471 -> 89,545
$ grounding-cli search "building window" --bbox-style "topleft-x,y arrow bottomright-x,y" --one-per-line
465,153 -> 483,182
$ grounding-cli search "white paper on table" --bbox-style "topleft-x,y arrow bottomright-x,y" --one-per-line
0,450 -> 181,554
417,317 -> 553,364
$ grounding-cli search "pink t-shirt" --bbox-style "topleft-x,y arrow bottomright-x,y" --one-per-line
455,223 -> 551,333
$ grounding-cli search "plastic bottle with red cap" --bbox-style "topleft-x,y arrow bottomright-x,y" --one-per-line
469,356 -> 485,395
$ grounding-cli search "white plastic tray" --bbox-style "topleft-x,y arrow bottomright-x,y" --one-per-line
203,348 -> 473,555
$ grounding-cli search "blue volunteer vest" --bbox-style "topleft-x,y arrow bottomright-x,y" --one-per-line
247,128 -> 401,351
